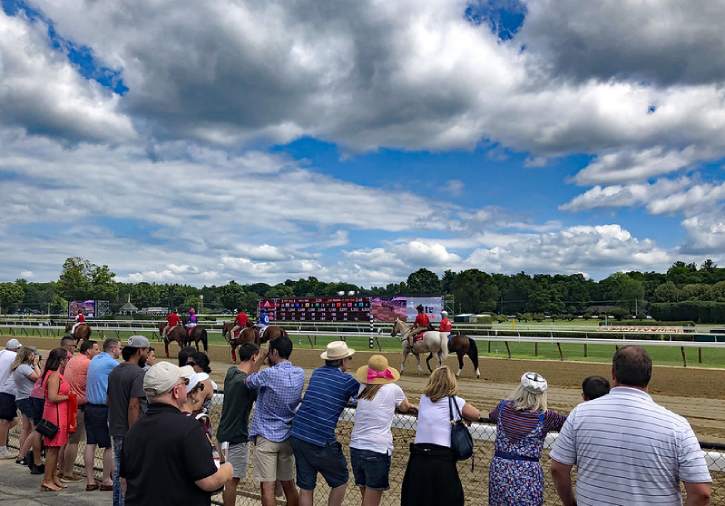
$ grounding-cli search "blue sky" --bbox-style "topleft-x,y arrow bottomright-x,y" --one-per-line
0,0 -> 723,285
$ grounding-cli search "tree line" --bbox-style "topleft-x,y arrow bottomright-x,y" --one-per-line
1,257 -> 725,322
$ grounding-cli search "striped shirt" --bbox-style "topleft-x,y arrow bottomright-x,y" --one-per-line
489,400 -> 566,441
246,361 -> 305,442
550,386 -> 711,506
291,365 -> 359,446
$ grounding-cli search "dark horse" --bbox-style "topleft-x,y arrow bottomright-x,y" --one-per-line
65,322 -> 91,344
426,333 -> 480,378
222,321 -> 288,363
159,323 -> 189,358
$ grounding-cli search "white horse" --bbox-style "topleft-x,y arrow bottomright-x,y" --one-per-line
391,318 -> 448,374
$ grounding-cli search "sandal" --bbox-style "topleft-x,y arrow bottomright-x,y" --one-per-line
85,483 -> 99,491
41,482 -> 63,492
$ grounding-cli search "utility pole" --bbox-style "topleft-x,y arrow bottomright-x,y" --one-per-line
635,297 -> 638,318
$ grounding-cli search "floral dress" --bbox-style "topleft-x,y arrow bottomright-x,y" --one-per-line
488,401 -> 552,505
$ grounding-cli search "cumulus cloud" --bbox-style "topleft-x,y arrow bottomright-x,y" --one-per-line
561,178 -> 692,212
681,211 -> 725,254
0,11 -> 134,143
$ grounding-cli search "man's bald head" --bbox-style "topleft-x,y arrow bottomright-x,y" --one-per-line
612,346 -> 652,388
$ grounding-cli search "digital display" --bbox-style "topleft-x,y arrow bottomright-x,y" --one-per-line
258,297 -> 371,322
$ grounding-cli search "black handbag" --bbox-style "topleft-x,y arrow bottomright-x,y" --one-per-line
36,378 -> 60,439
448,396 -> 474,463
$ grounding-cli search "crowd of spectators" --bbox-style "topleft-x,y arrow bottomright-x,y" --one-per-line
0,335 -> 715,506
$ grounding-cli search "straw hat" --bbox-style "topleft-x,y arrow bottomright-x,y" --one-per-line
356,355 -> 400,385
320,341 -> 355,360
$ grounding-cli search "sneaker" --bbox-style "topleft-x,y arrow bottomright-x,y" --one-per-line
0,447 -> 17,460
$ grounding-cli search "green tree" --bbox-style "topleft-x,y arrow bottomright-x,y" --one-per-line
0,282 -> 24,313
653,281 -> 680,303
406,269 -> 441,295
453,269 -> 499,313
57,257 -> 92,300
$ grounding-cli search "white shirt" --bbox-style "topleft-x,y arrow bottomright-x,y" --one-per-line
414,394 -> 465,448
550,386 -> 712,506
0,350 -> 18,395
350,383 -> 406,455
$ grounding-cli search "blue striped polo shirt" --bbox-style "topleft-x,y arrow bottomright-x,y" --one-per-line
291,365 -> 359,446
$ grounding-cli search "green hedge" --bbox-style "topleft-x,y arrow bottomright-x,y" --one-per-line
650,301 -> 725,323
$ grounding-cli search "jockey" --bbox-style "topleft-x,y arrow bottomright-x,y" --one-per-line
163,310 -> 181,339
409,304 -> 432,344
229,309 -> 249,339
186,307 -> 198,335
71,309 -> 86,335
439,310 -> 453,346
256,308 -> 270,337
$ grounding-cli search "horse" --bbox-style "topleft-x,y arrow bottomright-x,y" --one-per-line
222,321 -> 257,363
391,318 -> 448,375
65,322 -> 91,344
186,325 -> 208,353
159,323 -> 188,358
437,333 -> 480,378
258,325 -> 287,344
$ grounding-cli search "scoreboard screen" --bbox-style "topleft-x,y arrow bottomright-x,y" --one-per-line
258,297 -> 371,322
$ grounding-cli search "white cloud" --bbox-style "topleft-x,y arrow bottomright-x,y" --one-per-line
681,211 -> 725,254
19,270 -> 33,279
0,11 -> 134,143
444,179 -> 465,196
561,177 -> 692,212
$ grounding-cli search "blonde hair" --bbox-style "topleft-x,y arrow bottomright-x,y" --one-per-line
358,384 -> 383,401
11,348 -> 34,371
508,384 -> 547,412
424,366 -> 457,402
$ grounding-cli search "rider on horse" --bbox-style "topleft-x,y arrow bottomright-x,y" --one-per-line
163,309 -> 181,340
186,307 -> 198,336
409,304 -> 433,346
439,310 -> 453,346
229,309 -> 249,340
256,308 -> 270,340
71,309 -> 86,336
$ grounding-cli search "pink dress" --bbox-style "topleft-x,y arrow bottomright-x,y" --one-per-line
42,371 -> 70,447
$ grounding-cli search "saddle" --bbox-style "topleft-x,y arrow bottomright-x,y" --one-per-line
414,332 -> 425,343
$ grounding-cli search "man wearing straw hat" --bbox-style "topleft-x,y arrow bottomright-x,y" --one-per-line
290,341 -> 360,506
350,355 -> 416,506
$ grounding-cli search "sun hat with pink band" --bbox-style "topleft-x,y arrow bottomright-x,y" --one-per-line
355,355 -> 401,385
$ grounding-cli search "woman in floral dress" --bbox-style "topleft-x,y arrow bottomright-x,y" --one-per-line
488,372 -> 566,505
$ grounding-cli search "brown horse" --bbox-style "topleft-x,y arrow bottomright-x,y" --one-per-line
222,321 -> 257,363
258,325 -> 287,344
65,322 -> 92,344
428,333 -> 480,378
159,323 -> 188,358
186,325 -> 208,352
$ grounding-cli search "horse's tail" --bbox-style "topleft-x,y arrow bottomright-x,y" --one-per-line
467,336 -> 479,371
201,328 -> 208,352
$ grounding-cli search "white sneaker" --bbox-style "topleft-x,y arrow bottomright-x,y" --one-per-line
0,446 -> 17,459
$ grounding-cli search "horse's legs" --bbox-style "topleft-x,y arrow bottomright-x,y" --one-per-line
456,350 -> 464,377
230,344 -> 237,363
415,353 -> 423,375
425,353 -> 433,373
400,347 -> 407,374
164,339 -> 170,359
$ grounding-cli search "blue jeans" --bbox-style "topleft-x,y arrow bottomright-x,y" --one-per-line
113,436 -> 124,506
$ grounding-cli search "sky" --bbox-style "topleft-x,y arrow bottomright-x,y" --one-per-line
1,0 -> 724,287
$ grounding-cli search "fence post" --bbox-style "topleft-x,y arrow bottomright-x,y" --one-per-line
698,347 -> 703,364
556,342 -> 564,361
504,341 -> 511,359
534,342 -> 538,356
369,315 -> 374,350
680,346 -> 687,368
583,343 -> 587,357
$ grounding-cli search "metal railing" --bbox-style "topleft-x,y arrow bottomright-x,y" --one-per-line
9,398 -> 725,505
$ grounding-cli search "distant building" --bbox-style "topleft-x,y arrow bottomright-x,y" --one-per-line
138,306 -> 167,316
118,295 -> 138,315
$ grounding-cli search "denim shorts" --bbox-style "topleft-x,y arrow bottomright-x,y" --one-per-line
30,397 -> 44,425
350,447 -> 391,490
0,392 -> 16,421
15,397 -> 33,419
290,437 -> 348,491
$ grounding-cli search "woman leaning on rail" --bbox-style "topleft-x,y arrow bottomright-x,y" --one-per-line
401,365 -> 480,506
487,372 -> 566,506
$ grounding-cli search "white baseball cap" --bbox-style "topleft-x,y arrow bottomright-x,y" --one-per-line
144,362 -> 193,396
187,372 -> 209,392
441,310 -> 448,316
5,339 -> 22,350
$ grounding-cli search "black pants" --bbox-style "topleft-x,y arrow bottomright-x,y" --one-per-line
401,443 -> 463,506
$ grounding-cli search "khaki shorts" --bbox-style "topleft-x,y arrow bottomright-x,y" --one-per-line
253,436 -> 295,483
68,408 -> 86,444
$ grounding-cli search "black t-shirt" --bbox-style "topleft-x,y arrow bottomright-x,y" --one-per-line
107,362 -> 145,437
216,367 -> 256,444
121,403 -> 218,506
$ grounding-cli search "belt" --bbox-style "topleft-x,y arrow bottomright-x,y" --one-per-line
86,403 -> 107,407
495,450 -> 539,462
